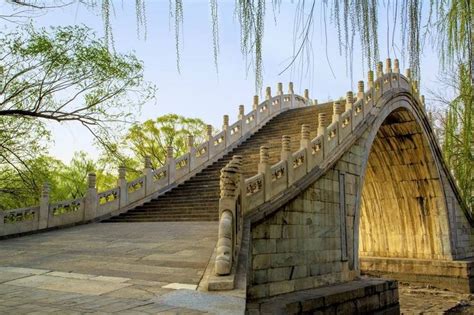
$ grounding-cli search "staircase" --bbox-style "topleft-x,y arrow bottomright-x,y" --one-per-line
104,102 -> 333,222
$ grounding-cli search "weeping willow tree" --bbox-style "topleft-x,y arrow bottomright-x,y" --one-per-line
442,65 -> 473,210
92,0 -> 474,210
5,0 -> 473,209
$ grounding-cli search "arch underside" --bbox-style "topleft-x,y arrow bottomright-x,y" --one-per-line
360,107 -> 451,260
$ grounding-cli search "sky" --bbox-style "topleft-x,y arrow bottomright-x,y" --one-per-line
1,1 -> 443,163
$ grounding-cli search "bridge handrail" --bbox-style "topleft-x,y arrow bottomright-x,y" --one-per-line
0,83 -> 310,237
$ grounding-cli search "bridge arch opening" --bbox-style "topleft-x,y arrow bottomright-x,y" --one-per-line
358,106 -> 452,263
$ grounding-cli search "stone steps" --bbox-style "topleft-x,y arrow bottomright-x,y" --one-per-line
103,104 -> 326,223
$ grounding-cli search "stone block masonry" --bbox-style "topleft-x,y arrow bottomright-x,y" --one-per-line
247,278 -> 399,314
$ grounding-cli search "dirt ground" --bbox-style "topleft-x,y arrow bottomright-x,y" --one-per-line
399,282 -> 474,314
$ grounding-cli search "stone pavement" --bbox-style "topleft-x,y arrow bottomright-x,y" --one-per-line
0,222 -> 244,314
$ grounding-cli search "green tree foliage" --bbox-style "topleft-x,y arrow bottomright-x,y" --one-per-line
0,24 -> 154,207
101,114 -> 209,178
0,151 -> 116,210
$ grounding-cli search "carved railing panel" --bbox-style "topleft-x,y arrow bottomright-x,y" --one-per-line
271,160 -> 287,196
127,176 -> 145,203
48,198 -> 84,227
175,153 -> 190,179
3,207 -> 38,224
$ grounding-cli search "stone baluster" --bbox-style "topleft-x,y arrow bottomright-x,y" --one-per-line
304,89 -> 309,100
144,156 -> 154,196
288,82 -> 294,94
207,124 -> 214,157
421,95 -> 425,110
332,101 -> 343,123
167,146 -> 176,183
300,124 -> 310,149
207,124 -> 213,141
277,82 -> 283,95
394,59 -> 400,73
345,91 -> 354,111
39,182 -> 50,229
405,68 -> 412,80
118,166 -> 128,208
265,86 -> 271,100
385,58 -> 392,73
253,95 -> 259,110
258,146 -> 272,201
312,99 -> 318,106
318,113 -> 327,136
413,80 -> 419,96
368,70 -> 374,89
428,111 -> 434,126
300,124 -> 311,172
238,105 -> 245,120
223,115 -> 229,147
84,172 -> 98,221
357,81 -> 365,101
376,61 -> 383,79
281,135 -> 294,185
223,115 -> 229,131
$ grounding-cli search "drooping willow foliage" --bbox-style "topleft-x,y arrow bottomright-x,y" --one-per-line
4,0 -> 473,209
442,65 -> 473,210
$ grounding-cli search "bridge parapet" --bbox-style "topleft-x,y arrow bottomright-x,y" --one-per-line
1,81 -> 315,238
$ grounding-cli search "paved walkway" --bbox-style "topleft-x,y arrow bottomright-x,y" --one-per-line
0,222 -> 243,314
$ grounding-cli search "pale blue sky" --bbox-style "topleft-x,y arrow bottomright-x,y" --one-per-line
1,1 -> 442,163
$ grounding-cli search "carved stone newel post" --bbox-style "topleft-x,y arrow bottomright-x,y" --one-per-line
215,158 -> 241,276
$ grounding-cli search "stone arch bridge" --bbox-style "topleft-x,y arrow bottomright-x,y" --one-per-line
0,59 -> 472,314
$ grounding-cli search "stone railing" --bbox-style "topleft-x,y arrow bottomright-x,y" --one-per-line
0,82 -> 309,238
210,58 -> 427,286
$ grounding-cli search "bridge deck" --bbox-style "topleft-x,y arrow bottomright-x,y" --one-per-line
0,222 -> 238,314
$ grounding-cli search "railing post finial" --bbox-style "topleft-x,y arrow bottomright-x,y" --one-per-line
385,58 -> 392,73
318,113 -> 327,137
238,105 -> 245,120
300,124 -> 310,149
332,101 -> 343,123
357,81 -> 365,101
376,61 -> 383,79
277,82 -> 283,95
265,86 -> 271,100
88,172 -> 96,189
394,59 -> 400,73
207,124 -> 213,141
253,95 -> 259,110
368,70 -> 374,88
345,91 -> 354,111
223,115 -> 229,130
304,88 -> 309,100
405,68 -> 412,80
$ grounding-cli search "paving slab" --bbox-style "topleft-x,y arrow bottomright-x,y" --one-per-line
0,222 -> 217,313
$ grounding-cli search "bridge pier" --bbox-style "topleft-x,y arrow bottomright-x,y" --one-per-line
360,257 -> 474,293
247,278 -> 399,314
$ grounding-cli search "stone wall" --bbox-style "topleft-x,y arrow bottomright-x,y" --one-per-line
248,142 -> 363,299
